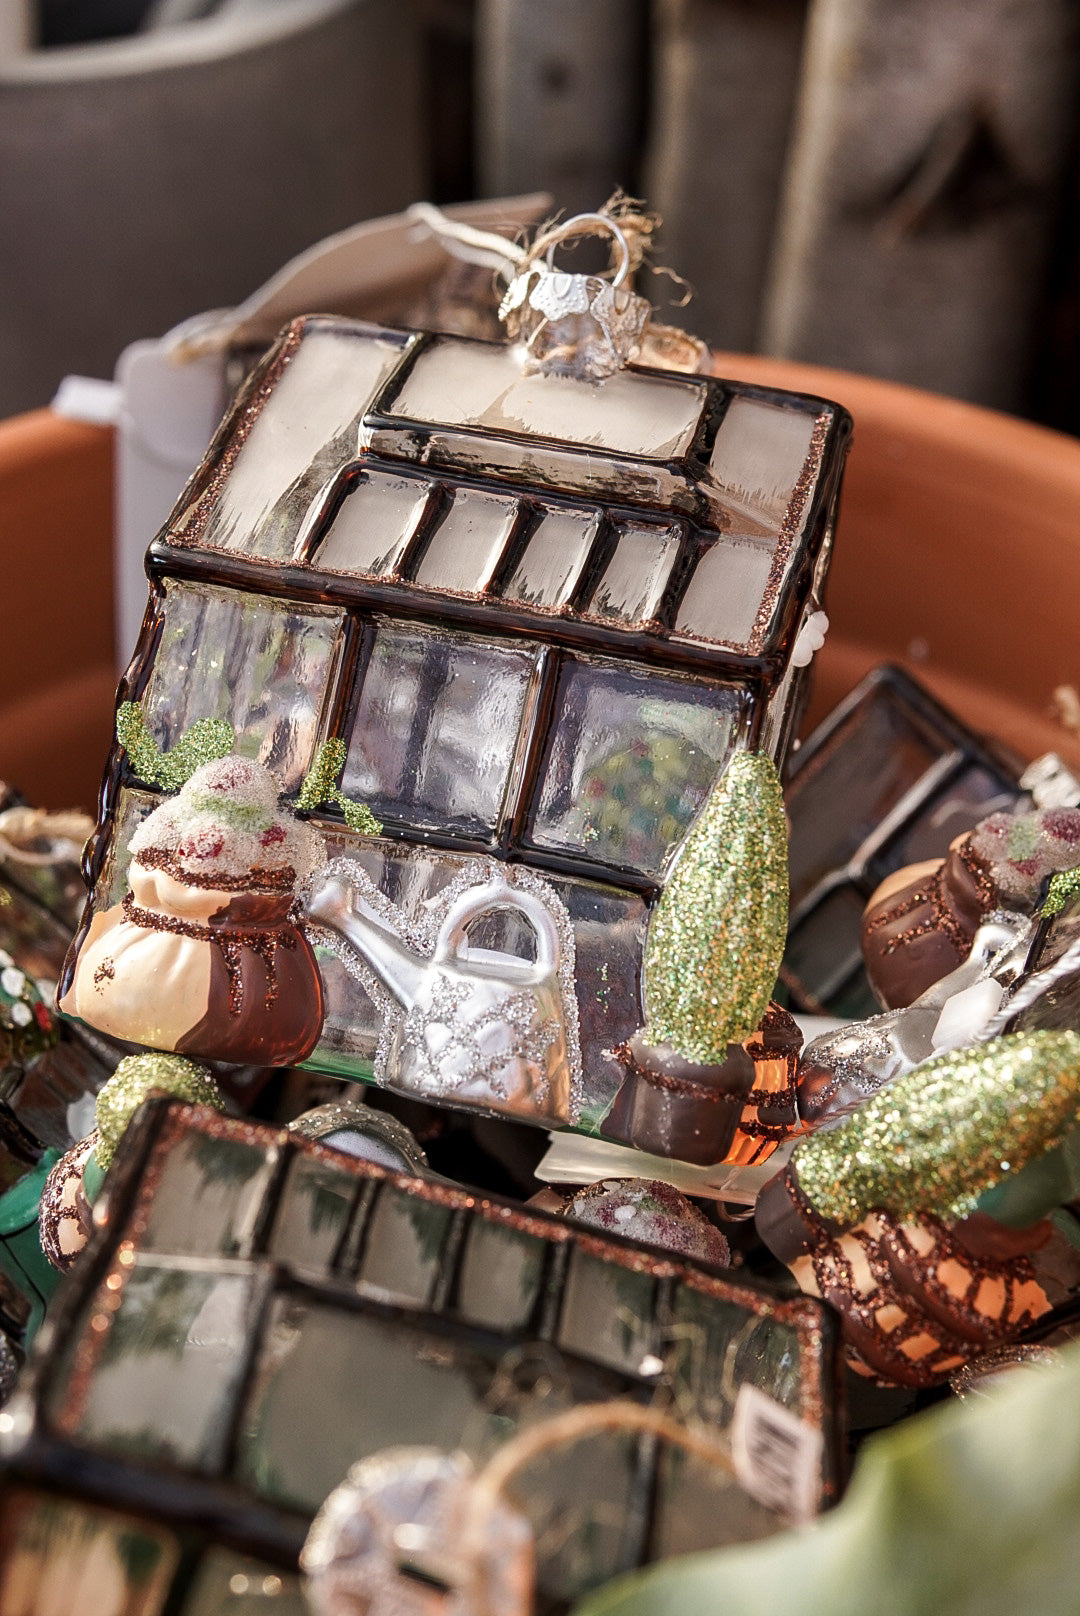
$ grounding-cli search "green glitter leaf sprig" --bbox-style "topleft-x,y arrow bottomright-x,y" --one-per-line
791,1030 -> 1080,1229
1041,864 -> 1080,919
297,739 -> 382,836
96,1052 -> 224,1170
117,702 -> 235,792
643,749 -> 788,1064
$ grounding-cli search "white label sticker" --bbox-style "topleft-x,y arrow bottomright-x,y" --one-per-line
730,1384 -> 824,1524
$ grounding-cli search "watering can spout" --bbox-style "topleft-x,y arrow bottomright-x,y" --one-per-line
305,871 -> 430,1010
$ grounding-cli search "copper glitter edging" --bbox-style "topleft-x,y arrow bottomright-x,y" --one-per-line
121,892 -> 296,1015
53,1103 -> 833,1441
133,846 -> 297,895
168,321 -> 306,551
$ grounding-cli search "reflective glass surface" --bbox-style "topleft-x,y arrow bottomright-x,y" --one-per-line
411,486 -> 520,594
138,1132 -> 277,1259
456,1217 -> 546,1332
0,1493 -> 178,1616
531,658 -> 738,876
356,1184 -> 452,1308
141,583 -> 342,793
266,1154 -> 356,1276
342,623 -> 538,834
558,1248 -> 656,1376
502,504 -> 600,608
181,325 -> 407,558
390,337 -> 707,459
674,533 -> 776,647
587,522 -> 681,625
708,396 -> 817,533
64,1262 -> 258,1470
313,468 -> 430,577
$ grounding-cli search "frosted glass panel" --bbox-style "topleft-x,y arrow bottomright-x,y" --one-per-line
182,326 -> 407,558
412,487 -> 520,593
531,658 -> 738,876
342,624 -> 538,834
141,582 -> 342,792
314,469 -> 430,576
709,397 -> 817,530
502,505 -> 600,607
587,522 -> 681,624
675,533 -> 776,646
392,337 -> 706,458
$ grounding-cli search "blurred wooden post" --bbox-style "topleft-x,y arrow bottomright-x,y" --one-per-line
760,0 -> 1080,410
646,0 -> 807,350
475,0 -> 646,216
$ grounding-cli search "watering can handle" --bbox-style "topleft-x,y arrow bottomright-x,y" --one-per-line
434,880 -> 561,978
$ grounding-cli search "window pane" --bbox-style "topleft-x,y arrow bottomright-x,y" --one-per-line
558,1249 -> 656,1376
180,325 -> 407,559
502,505 -> 600,608
587,522 -> 681,625
457,1218 -> 546,1331
674,533 -> 776,647
530,659 -> 738,876
390,336 -> 706,459
138,1132 -> 276,1259
356,1184 -> 452,1308
62,1263 -> 258,1471
709,396 -> 817,532
314,469 -> 429,576
412,487 -> 520,594
266,1154 -> 356,1276
236,1298 -> 497,1512
183,1550 -> 306,1615
342,623 -> 538,834
141,582 -> 342,793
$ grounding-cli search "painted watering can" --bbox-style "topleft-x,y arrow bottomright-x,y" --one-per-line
306,870 -> 572,1123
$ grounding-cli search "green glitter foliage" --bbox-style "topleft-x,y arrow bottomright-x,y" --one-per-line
296,738 -> 382,836
117,703 -> 235,792
1041,864 -> 1080,919
643,749 -> 788,1063
793,1030 -> 1080,1229
95,1052 -> 224,1170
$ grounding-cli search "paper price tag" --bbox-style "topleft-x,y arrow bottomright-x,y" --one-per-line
731,1383 -> 823,1524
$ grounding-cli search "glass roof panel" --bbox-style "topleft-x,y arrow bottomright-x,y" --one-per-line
674,533 -> 777,647
411,486 -> 520,594
587,521 -> 681,625
180,324 -> 407,558
501,503 -> 600,609
314,469 -> 430,576
390,337 -> 707,459
708,397 -> 818,533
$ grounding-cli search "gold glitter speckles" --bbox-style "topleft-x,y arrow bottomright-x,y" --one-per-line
96,1052 -> 224,1169
643,749 -> 788,1063
792,1030 -> 1080,1229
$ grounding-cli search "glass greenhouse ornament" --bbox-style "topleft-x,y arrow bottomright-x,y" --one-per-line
0,1098 -> 843,1611
60,205 -> 851,1156
783,666 -> 1023,1019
